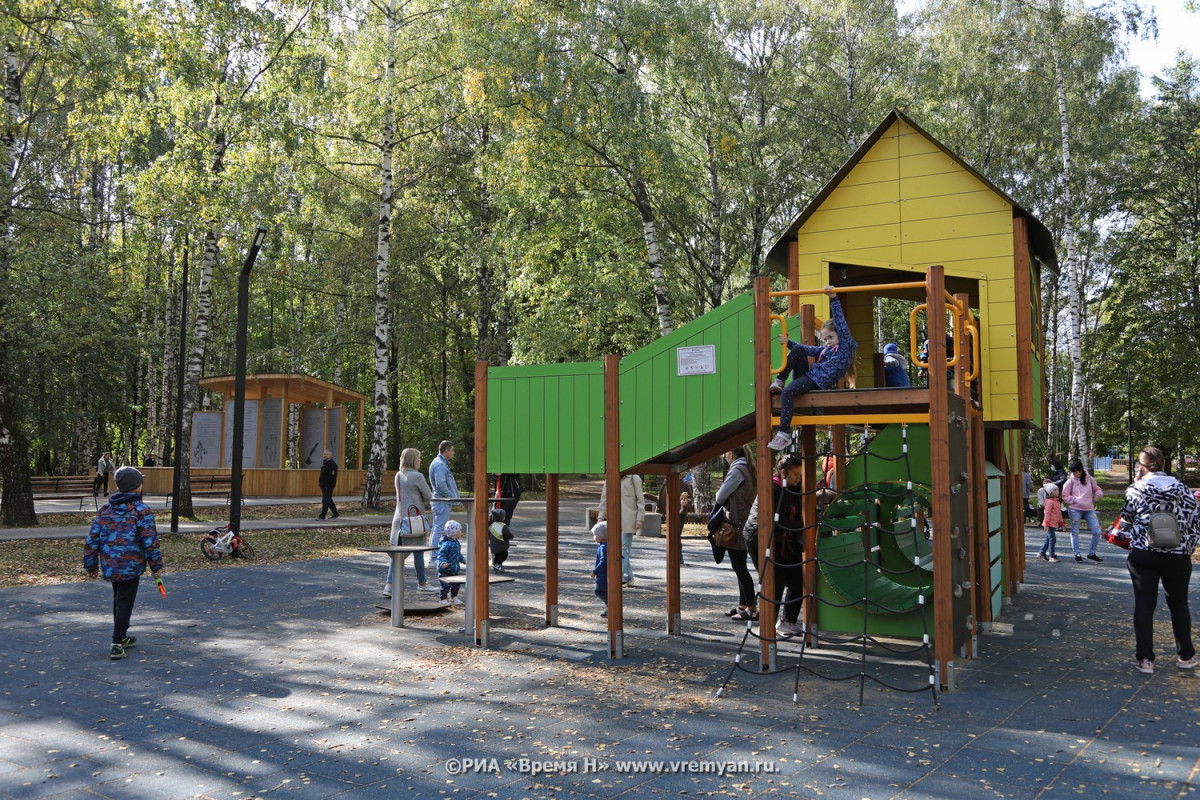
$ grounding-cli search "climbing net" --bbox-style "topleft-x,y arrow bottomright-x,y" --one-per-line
717,424 -> 939,707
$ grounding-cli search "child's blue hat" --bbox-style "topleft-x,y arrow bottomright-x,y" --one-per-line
884,342 -> 899,355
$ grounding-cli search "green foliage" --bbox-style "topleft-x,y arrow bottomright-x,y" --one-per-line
1,0 -> 1191,489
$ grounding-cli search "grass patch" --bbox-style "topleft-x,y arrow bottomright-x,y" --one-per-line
0,527 -> 389,588
26,503 -> 396,530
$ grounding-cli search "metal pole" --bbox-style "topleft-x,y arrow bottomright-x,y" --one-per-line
228,227 -> 267,534
170,232 -> 189,533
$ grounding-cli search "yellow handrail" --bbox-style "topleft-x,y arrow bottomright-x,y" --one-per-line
769,314 -> 789,375
769,281 -> 926,300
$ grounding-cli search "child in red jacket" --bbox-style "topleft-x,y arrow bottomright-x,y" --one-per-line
1039,484 -> 1064,562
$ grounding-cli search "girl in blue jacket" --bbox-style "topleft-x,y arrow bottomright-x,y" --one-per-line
769,288 -> 856,451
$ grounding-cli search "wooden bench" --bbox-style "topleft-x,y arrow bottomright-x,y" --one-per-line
31,475 -> 98,510
164,474 -> 243,508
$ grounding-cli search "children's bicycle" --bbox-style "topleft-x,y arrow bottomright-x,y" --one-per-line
199,524 -> 256,560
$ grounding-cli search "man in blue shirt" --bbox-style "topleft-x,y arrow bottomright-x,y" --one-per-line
428,440 -> 460,567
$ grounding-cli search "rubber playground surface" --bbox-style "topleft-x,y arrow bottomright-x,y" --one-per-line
1,504 -> 1197,799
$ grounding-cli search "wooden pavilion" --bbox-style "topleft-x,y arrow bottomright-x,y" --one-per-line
142,373 -> 371,497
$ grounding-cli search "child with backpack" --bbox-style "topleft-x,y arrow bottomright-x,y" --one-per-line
83,467 -> 165,660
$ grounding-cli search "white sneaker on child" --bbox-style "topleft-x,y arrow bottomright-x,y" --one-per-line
769,378 -> 785,394
451,597 -> 464,606
768,431 -> 792,451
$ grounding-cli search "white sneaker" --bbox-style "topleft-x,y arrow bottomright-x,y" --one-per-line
439,598 -> 452,606
1136,659 -> 1154,674
418,583 -> 439,592
451,597 -> 464,606
769,378 -> 785,394
776,621 -> 803,638
382,587 -> 391,599
1178,655 -> 1198,669
767,431 -> 792,451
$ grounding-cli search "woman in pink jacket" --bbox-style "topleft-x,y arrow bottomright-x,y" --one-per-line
1062,460 -> 1105,563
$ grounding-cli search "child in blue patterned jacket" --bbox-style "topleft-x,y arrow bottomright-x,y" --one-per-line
769,287 -> 856,451
437,521 -> 467,606
83,467 -> 165,660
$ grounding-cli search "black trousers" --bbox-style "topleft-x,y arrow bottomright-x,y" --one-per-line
1127,547 -> 1195,663
111,576 -> 141,644
93,473 -> 109,495
727,548 -> 756,607
319,486 -> 338,518
774,564 -> 804,624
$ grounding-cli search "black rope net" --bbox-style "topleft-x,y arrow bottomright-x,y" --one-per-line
717,424 -> 939,707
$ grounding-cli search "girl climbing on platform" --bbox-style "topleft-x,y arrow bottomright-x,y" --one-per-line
769,287 -> 857,451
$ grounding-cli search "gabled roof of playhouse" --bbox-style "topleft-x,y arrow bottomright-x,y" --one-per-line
763,109 -> 1057,274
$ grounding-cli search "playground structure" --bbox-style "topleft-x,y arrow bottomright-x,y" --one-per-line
467,110 -> 1052,691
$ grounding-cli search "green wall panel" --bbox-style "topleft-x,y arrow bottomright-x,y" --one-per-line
486,362 -> 605,474
618,293 -> 756,470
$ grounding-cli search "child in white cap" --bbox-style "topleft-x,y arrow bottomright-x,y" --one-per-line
437,520 -> 467,606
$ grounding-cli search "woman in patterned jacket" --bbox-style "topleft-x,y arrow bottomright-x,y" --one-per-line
1120,447 -> 1200,675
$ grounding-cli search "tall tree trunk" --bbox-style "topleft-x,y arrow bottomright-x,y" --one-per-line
157,244 -> 178,463
704,132 -> 723,310
1053,54 -> 1088,464
631,177 -> 674,335
364,0 -> 397,509
0,44 -> 35,525
177,226 -> 220,516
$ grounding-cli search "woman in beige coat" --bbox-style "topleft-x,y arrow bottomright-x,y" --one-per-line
598,474 -> 646,586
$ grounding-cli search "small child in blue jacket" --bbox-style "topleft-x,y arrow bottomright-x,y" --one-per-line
591,521 -> 609,618
769,288 -> 857,450
437,521 -> 467,605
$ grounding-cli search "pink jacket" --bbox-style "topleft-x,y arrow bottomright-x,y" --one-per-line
1062,473 -> 1103,512
1042,496 -> 1065,529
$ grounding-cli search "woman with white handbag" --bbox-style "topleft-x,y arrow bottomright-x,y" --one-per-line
384,448 -> 436,597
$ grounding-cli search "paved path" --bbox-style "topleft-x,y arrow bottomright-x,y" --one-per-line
1,517 -> 1197,799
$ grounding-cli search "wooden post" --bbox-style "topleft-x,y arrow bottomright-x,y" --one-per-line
665,470 -> 681,635
279,383 -> 289,469
754,277 -> 776,670
970,406 -> 989,634
1000,430 -> 1023,598
356,398 -> 365,472
546,473 -> 559,627
927,266 -> 953,689
1013,217 -> 1035,422
799,304 -> 819,643
472,361 -> 490,646
603,354 -> 623,659
787,240 -> 800,317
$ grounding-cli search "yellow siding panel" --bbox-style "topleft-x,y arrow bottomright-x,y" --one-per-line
807,202 -> 901,233
901,233 -> 1012,265
798,224 -> 901,254
897,128 -> 943,157
988,300 -> 1016,329
860,131 -> 900,163
842,159 -> 900,187
988,279 -> 1015,305
902,171 -> 994,199
798,246 -> 904,267
901,192 -> 1009,222
988,346 -> 1018,372
899,151 -> 967,180
822,181 -> 900,211
900,211 -> 1012,245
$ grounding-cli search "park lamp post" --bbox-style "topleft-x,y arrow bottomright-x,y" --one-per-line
228,226 -> 268,534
